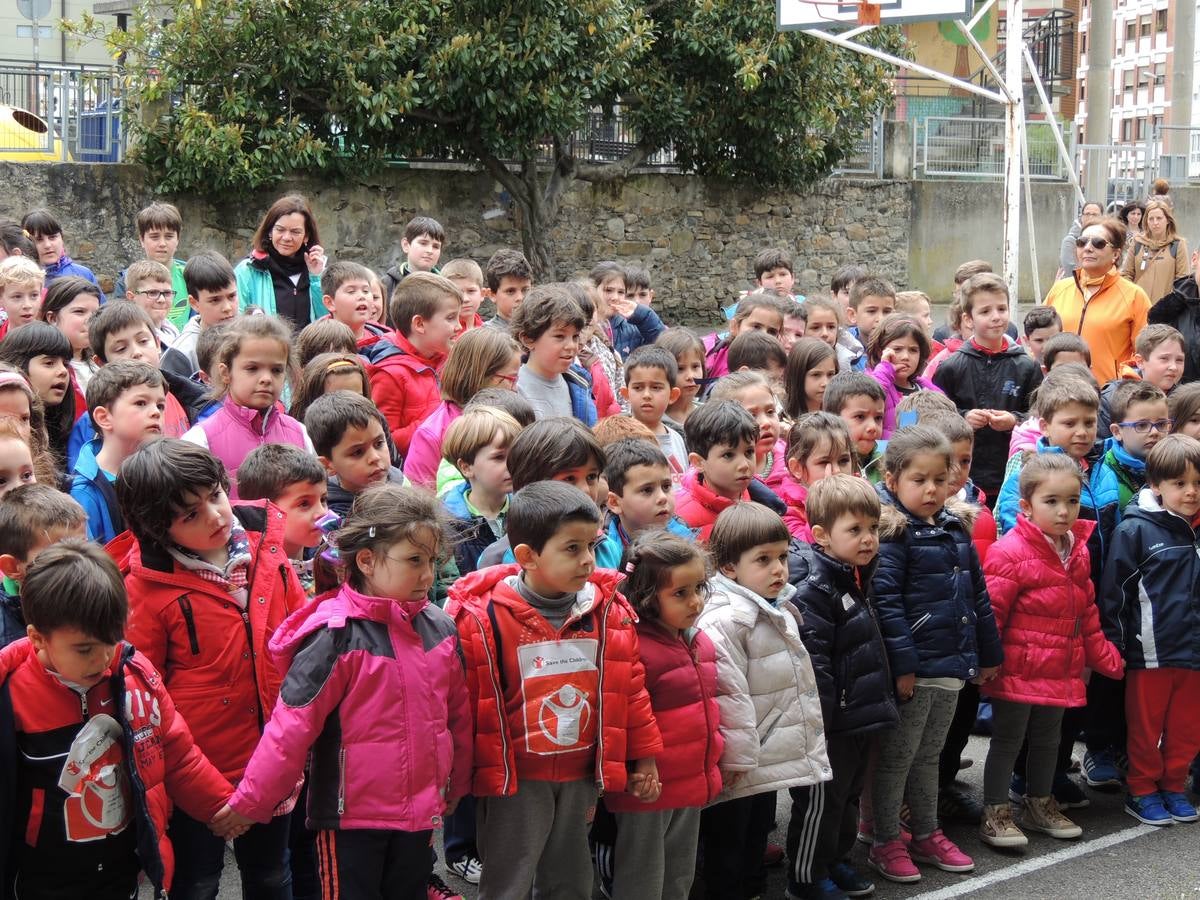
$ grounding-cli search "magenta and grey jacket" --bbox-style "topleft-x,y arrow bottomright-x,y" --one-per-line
228,584 -> 473,832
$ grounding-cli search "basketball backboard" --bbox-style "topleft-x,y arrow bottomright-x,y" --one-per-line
778,0 -> 972,31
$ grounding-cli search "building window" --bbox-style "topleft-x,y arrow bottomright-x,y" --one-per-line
1125,20 -> 1136,41
1156,7 -> 1168,32
1080,82 -> 1086,101
1081,32 -> 1087,53
1140,15 -> 1151,37
1124,69 -> 1136,94
1121,118 -> 1133,141
1153,114 -> 1164,135
1136,117 -> 1147,140
1154,62 -> 1165,86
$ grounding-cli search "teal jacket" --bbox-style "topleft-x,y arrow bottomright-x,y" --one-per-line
233,254 -> 324,322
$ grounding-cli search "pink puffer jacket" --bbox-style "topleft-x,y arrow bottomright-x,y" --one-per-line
982,515 -> 1124,707
776,476 -> 812,542
404,401 -> 462,488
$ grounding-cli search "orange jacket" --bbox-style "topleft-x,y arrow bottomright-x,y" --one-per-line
1044,268 -> 1150,383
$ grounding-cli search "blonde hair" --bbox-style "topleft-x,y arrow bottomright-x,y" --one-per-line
439,327 -> 521,406
1141,199 -> 1179,241
442,407 -> 523,468
895,290 -> 932,315
806,473 -> 880,532
0,256 -> 43,293
440,258 -> 484,287
125,259 -> 172,293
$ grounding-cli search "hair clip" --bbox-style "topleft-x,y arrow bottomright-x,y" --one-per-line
368,525 -> 376,538
623,560 -> 636,574
326,359 -> 357,373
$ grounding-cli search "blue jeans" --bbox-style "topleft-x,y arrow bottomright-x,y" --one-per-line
168,809 -> 293,900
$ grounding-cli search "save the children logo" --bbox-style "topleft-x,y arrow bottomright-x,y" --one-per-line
518,639 -> 599,755
59,714 -> 130,842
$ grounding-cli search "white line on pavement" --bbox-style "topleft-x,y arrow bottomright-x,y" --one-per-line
907,824 -> 1160,900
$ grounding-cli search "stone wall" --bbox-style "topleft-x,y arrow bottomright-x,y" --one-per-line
0,162 -> 909,326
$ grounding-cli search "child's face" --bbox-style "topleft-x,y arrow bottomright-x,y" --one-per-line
1048,351 -> 1088,370
1,522 -> 83,583
190,283 -> 239,328
33,231 -> 63,266
834,286 -> 851,309
788,436 -> 853,487
806,308 -> 840,347
274,479 -> 330,554
804,356 -> 838,412
0,282 -> 40,331
459,431 -> 513,499
599,276 -> 627,311
691,439 -> 755,499
367,280 -> 385,323
413,297 -> 461,354
732,308 -> 783,340
908,298 -> 934,334
1175,407 -> 1200,440
720,539 -> 790,600
885,451 -> 950,523
1023,324 -> 1061,363
102,323 -> 161,367
947,437 -> 974,494
655,557 -> 708,632
814,511 -> 880,568
492,275 -> 532,320
359,534 -> 438,602
781,315 -> 805,353
551,458 -> 604,505
839,394 -> 885,457
450,277 -> 484,322
401,233 -> 442,271
850,294 -> 894,339
1019,470 -> 1081,538
964,291 -> 1010,347
1041,402 -> 1098,459
321,418 -> 390,494
882,334 -> 922,383
47,292 -> 100,354
1154,463 -> 1200,519
0,435 -> 34,497
324,369 -> 366,396
518,519 -> 599,597
607,462 -> 674,534
168,483 -> 234,560
0,389 -> 32,443
223,337 -> 287,411
733,384 -> 780,458
632,284 -> 655,307
674,350 -> 705,404
623,365 -> 678,428
29,625 -> 117,689
25,354 -> 69,406
487,351 -> 522,391
1137,339 -> 1185,392
99,384 -> 166,446
758,266 -> 795,297
140,227 -> 179,265
324,277 -> 373,333
1110,398 -> 1171,458
524,320 -> 580,378
129,279 -> 174,328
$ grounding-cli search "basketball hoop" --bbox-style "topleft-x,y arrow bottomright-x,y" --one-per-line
856,1 -> 881,24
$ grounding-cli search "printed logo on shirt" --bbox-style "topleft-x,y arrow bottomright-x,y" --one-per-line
518,639 -> 599,755
58,715 -> 130,842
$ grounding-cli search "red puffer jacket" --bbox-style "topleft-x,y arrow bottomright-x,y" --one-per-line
447,565 -> 662,798
367,332 -> 446,455
675,469 -> 749,542
605,620 -> 723,812
982,515 -> 1124,707
117,504 -> 305,781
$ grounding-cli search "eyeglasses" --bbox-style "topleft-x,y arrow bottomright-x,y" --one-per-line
1116,418 -> 1173,434
135,289 -> 173,301
271,225 -> 306,240
491,372 -> 518,385
1075,237 -> 1112,250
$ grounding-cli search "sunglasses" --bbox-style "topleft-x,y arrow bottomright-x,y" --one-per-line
1075,237 -> 1112,250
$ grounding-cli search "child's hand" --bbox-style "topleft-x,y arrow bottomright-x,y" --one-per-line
304,244 -> 327,276
964,409 -> 991,429
895,673 -> 916,702
881,346 -> 896,365
987,411 -> 1017,432
610,296 -> 638,319
444,798 -> 459,817
210,803 -> 254,840
971,665 -> 1001,685
630,757 -> 662,803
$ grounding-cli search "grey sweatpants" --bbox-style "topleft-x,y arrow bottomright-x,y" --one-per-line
612,806 -> 701,900
983,699 -> 1066,805
871,685 -> 959,842
477,779 -> 599,900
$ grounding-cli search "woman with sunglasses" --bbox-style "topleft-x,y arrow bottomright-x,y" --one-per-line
1045,216 -> 1151,384
1121,200 -> 1189,305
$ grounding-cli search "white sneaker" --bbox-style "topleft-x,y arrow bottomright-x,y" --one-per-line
446,855 -> 482,885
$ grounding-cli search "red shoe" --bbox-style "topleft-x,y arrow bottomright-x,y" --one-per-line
764,841 -> 785,867
867,839 -> 921,883
908,829 -> 974,873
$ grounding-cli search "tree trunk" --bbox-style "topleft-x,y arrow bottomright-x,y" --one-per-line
512,190 -> 558,282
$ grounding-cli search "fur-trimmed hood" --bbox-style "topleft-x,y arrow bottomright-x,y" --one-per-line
876,491 -> 976,541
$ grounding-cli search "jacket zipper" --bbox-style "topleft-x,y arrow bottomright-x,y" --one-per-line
240,609 -> 264,731
594,599 -> 609,794
911,611 -> 932,633
469,609 -> 512,795
337,747 -> 346,814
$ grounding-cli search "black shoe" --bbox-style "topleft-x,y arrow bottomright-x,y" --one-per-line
786,878 -> 848,900
830,860 -> 875,897
1053,773 -> 1090,810
938,784 -> 983,824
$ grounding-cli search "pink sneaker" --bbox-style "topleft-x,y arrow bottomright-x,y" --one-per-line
868,839 -> 921,883
909,829 -> 975,872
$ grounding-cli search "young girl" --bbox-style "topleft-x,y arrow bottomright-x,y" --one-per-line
778,412 -> 855,541
703,294 -> 785,382
0,365 -> 56,487
784,337 -> 839,420
0,321 -> 76,468
710,371 -> 787,493
20,208 -> 101,292
805,294 -> 864,373
215,485 -> 472,900
569,280 -> 624,417
288,352 -> 372,422
1169,381 -> 1200,438
182,315 -> 312,502
867,314 -> 942,438
593,533 -> 724,900
404,326 -> 522,488
296,317 -> 358,367
0,417 -> 35,496
591,260 -> 664,359
39,275 -> 102,391
657,328 -> 706,436
869,425 -> 1002,883
979,454 -> 1124,849
697,502 -> 829,900
366,270 -> 387,325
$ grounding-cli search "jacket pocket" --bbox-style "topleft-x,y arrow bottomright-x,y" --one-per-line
758,709 -> 784,745
910,612 -> 933,634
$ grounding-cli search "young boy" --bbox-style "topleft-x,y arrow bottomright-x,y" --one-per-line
70,361 -> 168,545
304,390 -> 404,517
236,443 -> 330,597
603,437 -> 694,551
442,257 -> 487,331
0,256 -> 44,342
114,438 -> 304,895
380,215 -> 444,304
787,474 -> 897,900
0,540 -> 234,899
124,259 -> 181,344
114,202 -> 189,330
1042,333 -> 1092,372
822,372 -> 887,484
447,480 -> 663,900
621,345 -> 688,477
1021,306 -> 1062,366
20,208 -> 102,295
1098,324 -> 1185,434
320,260 -> 391,353
933,273 -> 1044,501
846,275 -> 896,344
483,248 -> 533,330
1101,434 -> 1200,826
676,400 -> 759,540
727,331 -> 788,385
367,271 -> 462,453
754,248 -> 798,299
1097,381 -> 1170,510
0,484 -> 86,647
512,285 -> 597,425
831,264 -> 866,313
625,265 -> 655,307
161,251 -> 240,380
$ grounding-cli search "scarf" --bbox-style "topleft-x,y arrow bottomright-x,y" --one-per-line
1136,231 -> 1176,252
264,242 -> 307,282
167,518 -> 252,603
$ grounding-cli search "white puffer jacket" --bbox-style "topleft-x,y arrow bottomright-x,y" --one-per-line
699,574 -> 832,802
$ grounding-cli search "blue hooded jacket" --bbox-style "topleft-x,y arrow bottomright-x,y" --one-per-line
608,305 -> 665,360
68,439 -> 122,545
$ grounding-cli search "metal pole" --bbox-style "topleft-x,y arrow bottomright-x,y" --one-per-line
1168,0 -> 1195,162
1023,44 -> 1086,207
1003,0 -> 1024,300
1084,0 -> 1113,202
1021,110 -> 1041,305
954,18 -> 1014,102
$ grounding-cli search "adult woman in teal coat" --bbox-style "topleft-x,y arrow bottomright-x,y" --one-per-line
234,193 -> 327,327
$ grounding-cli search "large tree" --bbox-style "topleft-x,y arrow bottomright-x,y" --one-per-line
80,0 -> 903,277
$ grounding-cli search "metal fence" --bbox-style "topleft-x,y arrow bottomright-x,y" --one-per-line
0,60 -> 124,162
832,114 -> 883,177
915,115 -> 1069,180
1074,142 -> 1152,205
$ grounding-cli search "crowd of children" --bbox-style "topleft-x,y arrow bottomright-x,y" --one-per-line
0,198 -> 1199,900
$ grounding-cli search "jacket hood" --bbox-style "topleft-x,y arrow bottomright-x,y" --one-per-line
442,480 -> 476,520
944,495 -> 979,531
73,437 -> 103,481
877,484 -> 965,541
